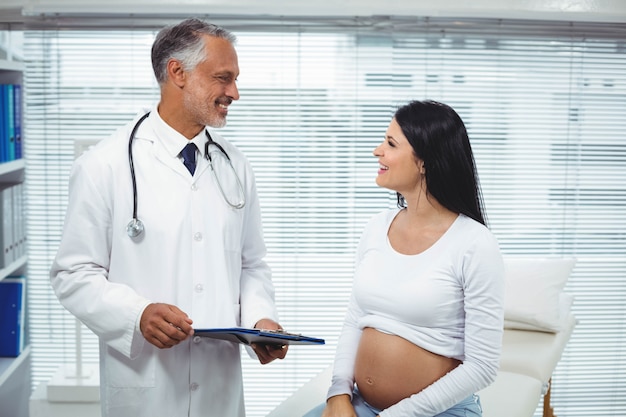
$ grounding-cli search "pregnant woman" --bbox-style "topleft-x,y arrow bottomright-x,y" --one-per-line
304,100 -> 505,417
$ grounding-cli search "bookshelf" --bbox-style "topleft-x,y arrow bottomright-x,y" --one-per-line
0,48 -> 30,417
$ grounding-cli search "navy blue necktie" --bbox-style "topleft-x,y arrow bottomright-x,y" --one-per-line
181,143 -> 197,175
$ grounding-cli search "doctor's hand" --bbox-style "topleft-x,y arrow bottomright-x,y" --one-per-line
140,303 -> 194,349
251,318 -> 288,364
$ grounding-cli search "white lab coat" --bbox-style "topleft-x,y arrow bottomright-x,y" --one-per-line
50,110 -> 278,417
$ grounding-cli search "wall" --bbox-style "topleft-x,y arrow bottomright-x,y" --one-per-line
1,0 -> 626,24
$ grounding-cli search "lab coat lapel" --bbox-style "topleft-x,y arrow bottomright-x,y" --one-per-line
154,145 -> 209,179
152,143 -> 192,178
153,135 -> 209,180
140,114 -> 204,179
193,149 -> 210,178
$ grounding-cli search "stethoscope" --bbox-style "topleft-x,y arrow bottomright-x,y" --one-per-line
126,112 -> 246,238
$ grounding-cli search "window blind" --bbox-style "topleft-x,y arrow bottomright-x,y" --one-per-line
23,17 -> 626,416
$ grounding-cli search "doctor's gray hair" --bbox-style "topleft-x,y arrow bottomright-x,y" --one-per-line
151,18 -> 237,85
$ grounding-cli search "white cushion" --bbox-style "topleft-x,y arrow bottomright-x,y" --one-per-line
504,292 -> 574,332
503,257 -> 576,333
478,371 -> 543,417
500,312 -> 576,383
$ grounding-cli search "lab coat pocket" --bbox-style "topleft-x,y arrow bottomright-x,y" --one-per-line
105,344 -> 156,388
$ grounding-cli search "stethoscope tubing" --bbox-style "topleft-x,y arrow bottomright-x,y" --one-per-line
128,112 -> 151,223
126,112 -> 245,239
204,132 -> 245,210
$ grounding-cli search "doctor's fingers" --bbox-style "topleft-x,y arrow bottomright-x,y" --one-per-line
144,329 -> 184,349
141,319 -> 192,349
140,304 -> 193,348
267,343 -> 288,360
160,303 -> 194,333
252,343 -> 288,364
141,303 -> 194,335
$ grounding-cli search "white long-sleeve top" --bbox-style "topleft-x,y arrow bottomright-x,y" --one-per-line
50,108 -> 278,417
327,209 -> 505,417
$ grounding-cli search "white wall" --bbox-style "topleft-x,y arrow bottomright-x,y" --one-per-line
1,0 -> 626,23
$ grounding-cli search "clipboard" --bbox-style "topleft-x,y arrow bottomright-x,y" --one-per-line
194,327 -> 325,346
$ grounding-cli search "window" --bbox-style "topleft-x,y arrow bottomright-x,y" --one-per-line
25,17 -> 626,416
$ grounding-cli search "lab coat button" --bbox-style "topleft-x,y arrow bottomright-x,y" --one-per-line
193,336 -> 201,343
191,184 -> 198,191
190,382 -> 199,391
195,284 -> 203,292
194,232 -> 202,241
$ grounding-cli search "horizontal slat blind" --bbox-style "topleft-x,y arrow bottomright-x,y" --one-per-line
23,17 -> 626,417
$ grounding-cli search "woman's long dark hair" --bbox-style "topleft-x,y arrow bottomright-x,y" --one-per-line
393,100 -> 487,226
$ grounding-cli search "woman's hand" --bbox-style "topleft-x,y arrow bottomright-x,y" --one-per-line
321,394 -> 356,417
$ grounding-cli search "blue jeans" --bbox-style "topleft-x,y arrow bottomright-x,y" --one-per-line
302,387 -> 482,417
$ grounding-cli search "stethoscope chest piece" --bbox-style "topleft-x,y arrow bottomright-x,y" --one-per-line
126,218 -> 145,238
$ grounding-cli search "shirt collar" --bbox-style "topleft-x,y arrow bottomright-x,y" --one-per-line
149,107 -> 207,158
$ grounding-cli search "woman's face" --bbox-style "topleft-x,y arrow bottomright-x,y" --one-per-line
373,118 -> 424,194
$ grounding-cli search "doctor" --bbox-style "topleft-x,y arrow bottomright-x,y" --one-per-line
50,18 -> 287,417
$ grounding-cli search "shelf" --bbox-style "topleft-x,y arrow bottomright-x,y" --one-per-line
0,345 -> 30,388
0,61 -> 23,84
0,59 -> 24,72
0,159 -> 25,182
0,35 -> 28,417
0,255 -> 27,282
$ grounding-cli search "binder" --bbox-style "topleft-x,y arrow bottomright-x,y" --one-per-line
0,276 -> 26,357
0,84 -> 6,162
12,184 -> 23,258
194,327 -> 325,346
0,186 -> 14,267
6,84 -> 15,161
0,187 -> 5,268
18,183 -> 25,258
13,84 -> 21,160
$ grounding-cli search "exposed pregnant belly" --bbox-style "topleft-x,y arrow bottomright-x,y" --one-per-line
354,327 -> 461,410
